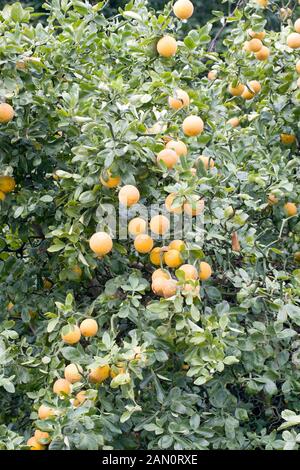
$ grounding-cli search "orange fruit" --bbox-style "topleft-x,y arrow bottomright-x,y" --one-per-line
128,217 -> 147,237
134,234 -> 154,253
296,60 -> 300,73
149,247 -> 163,266
168,89 -> 190,110
255,0 -> 268,7
165,193 -> 183,214
157,36 -> 177,57
0,175 -> 16,193
53,378 -> 71,396
199,261 -> 212,281
173,0 -> 194,20
34,430 -> 50,445
184,197 -> 204,216
283,202 -> 297,217
61,325 -> 81,345
294,19 -> 300,33
27,437 -> 45,451
110,365 -> 126,379
182,115 -> 204,136
118,185 -> 140,206
38,404 -> 55,420
196,155 -> 215,170
248,30 -> 266,40
64,364 -> 83,383
162,279 -> 178,298
168,240 -> 185,251
255,46 -> 270,60
80,318 -> 98,337
0,103 -> 15,123
74,390 -> 87,407
152,269 -> 170,281
157,148 -> 179,169
150,215 -> 170,235
248,38 -> 263,52
227,117 -> 240,128
228,83 -> 245,96
166,139 -> 188,156
100,170 -> 121,188
178,264 -> 198,280
207,70 -> 217,81
280,133 -> 296,145
89,231 -> 113,256
182,283 -> 200,297
164,249 -> 183,268
287,33 -> 300,49
152,277 -> 166,296
89,364 -> 110,383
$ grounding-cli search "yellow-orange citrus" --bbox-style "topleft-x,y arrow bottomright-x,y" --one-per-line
184,197 -> 204,216
287,33 -> 300,48
80,318 -> 98,337
283,202 -> 297,217
280,133 -> 296,145
149,247 -> 163,266
168,89 -> 190,110
134,234 -> 154,253
157,148 -> 179,169
157,36 -> 177,57
166,139 -> 188,156
100,170 -> 121,188
64,363 -> 83,383
165,193 -> 183,214
150,214 -> 170,235
182,115 -> 204,136
0,103 -> 15,123
169,240 -> 185,251
53,378 -> 71,396
34,430 -> 50,444
173,0 -> 194,20
38,405 -> 55,420
118,185 -> 140,206
178,264 -> 198,280
152,268 -> 170,281
89,364 -> 110,383
199,261 -> 212,281
27,437 -> 45,451
0,175 -> 16,193
89,231 -> 113,256
164,249 -> 183,268
228,83 -> 245,96
227,117 -> 240,128
128,217 -> 147,237
255,46 -> 270,60
61,325 -> 81,345
248,38 -> 263,52
162,279 -> 178,298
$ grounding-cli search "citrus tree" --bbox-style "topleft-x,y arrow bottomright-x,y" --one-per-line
1,0 -> 300,451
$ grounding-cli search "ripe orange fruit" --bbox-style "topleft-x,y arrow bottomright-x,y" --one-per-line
34,430 -> 50,445
166,140 -> 188,156
165,193 -> 183,214
228,83 -> 245,96
89,231 -> 113,256
157,148 -> 179,169
27,437 -> 45,451
150,247 -> 163,266
64,363 -> 83,383
255,46 -> 270,60
182,115 -> 204,136
296,60 -> 300,73
157,36 -> 177,57
89,364 -> 110,384
248,30 -> 266,40
184,197 -> 204,216
0,175 -> 16,193
287,33 -> 300,49
164,249 -> 183,268
169,240 -> 185,251
74,390 -> 87,407
267,194 -> 279,205
134,234 -> 154,253
168,89 -> 190,110
152,277 -> 166,296
207,70 -> 217,81
38,404 -> 55,420
61,325 -> 81,345
110,364 -> 126,379
196,155 -> 215,170
173,0 -> 194,20
152,269 -> 170,281
128,217 -> 147,237
294,19 -> 300,33
199,261 -> 212,281
80,318 -> 98,337
150,214 -> 170,235
255,0 -> 268,7
283,202 -> 297,217
0,103 -> 15,123
53,378 -> 71,396
178,264 -> 198,280
280,133 -> 296,145
248,38 -> 263,52
227,117 -> 240,128
100,170 -> 121,188
118,185 -> 140,206
162,279 -> 178,298
242,81 -> 261,100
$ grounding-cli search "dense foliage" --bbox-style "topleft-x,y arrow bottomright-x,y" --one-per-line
1,0 -> 300,451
